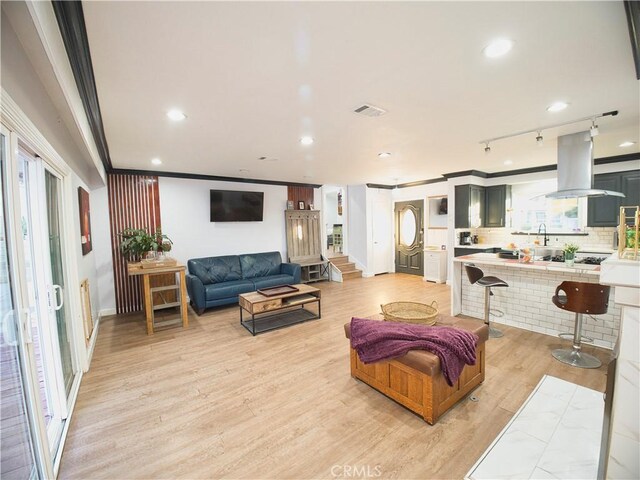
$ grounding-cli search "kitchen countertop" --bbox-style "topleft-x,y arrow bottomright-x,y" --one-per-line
452,252 -> 601,276
455,245 -> 615,254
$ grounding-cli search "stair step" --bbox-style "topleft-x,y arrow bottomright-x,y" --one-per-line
336,262 -> 356,272
329,255 -> 350,265
342,270 -> 362,280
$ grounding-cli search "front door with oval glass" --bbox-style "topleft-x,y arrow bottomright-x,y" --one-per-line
394,200 -> 424,276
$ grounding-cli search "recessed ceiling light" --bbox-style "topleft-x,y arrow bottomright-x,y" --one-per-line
167,109 -> 186,121
378,152 -> 391,158
151,158 -> 162,165
300,136 -> 314,146
504,160 -> 513,166
546,102 -> 568,112
483,39 -> 513,58
619,141 -> 636,148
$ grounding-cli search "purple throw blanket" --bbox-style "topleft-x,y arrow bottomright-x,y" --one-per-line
350,317 -> 479,387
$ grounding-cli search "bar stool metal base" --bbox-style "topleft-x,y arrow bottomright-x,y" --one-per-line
551,348 -> 601,369
484,288 -> 504,339
488,326 -> 504,338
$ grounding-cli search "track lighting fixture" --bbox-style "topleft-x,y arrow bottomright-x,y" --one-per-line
479,110 -> 617,150
484,142 -> 491,154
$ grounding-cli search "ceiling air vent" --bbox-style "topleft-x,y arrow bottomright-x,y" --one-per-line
354,104 -> 387,117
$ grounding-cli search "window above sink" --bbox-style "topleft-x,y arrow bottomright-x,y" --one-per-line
510,180 -> 586,234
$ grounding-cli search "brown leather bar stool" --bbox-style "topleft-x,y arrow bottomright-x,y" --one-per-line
465,265 -> 508,338
551,281 -> 610,369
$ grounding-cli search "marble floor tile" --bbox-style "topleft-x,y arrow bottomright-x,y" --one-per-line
470,430 -> 547,480
467,375 -> 604,480
529,467 -> 559,479
536,375 -> 578,403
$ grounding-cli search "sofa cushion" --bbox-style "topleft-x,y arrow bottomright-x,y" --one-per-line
188,256 -> 242,284
205,280 -> 255,301
252,274 -> 296,290
239,252 -> 282,279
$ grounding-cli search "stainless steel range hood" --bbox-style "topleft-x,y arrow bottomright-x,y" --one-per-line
546,131 -> 625,199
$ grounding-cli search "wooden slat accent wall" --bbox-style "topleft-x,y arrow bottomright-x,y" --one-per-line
108,174 -> 161,314
287,186 -> 314,209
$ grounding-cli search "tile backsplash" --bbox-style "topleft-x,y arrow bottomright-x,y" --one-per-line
458,226 -> 616,251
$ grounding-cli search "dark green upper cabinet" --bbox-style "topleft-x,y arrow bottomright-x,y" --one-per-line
485,185 -> 511,228
455,184 -> 485,228
621,170 -> 640,209
587,170 -> 639,227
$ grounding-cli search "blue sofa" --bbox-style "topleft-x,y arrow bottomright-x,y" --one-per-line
185,251 -> 301,314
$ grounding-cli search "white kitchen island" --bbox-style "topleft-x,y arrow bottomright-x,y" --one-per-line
452,253 -> 621,349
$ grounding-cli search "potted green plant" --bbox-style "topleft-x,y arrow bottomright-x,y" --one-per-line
563,243 -> 580,267
118,227 -> 173,261
154,228 -> 173,257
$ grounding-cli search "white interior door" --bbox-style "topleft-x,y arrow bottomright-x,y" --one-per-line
371,192 -> 392,274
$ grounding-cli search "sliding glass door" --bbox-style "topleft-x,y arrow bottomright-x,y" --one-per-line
45,169 -> 74,398
18,148 -> 77,455
0,131 -> 41,479
1,122 -> 79,478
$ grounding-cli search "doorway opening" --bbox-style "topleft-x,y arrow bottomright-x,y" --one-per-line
322,186 -> 345,258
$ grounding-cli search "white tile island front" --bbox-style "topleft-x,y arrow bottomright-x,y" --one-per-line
452,253 -> 621,349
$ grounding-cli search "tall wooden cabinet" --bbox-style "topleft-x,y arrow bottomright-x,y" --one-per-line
284,210 -> 329,283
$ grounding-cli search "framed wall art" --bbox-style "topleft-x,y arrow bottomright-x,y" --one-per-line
78,187 -> 92,255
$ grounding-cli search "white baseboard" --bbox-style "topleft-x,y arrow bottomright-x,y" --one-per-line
99,307 -> 117,317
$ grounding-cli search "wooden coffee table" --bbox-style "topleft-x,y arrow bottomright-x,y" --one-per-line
238,284 -> 321,335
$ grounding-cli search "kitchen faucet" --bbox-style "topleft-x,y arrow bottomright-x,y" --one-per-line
538,223 -> 549,247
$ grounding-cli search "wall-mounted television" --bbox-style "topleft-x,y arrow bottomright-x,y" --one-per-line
210,190 -> 264,222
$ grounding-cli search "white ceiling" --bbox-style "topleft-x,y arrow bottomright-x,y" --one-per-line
83,1 -> 639,185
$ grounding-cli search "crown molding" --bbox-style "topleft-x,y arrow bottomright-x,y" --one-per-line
110,168 -> 322,189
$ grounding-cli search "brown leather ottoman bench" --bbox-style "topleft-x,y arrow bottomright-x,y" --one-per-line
344,315 -> 489,425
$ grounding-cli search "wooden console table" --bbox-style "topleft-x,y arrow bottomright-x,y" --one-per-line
127,262 -> 188,335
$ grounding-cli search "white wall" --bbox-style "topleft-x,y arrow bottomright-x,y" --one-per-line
70,175 -> 102,319
159,177 -> 291,264
368,188 -> 393,274
347,184 -> 368,271
91,186 -> 116,315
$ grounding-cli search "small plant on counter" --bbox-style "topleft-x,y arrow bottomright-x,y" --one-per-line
562,243 -> 580,255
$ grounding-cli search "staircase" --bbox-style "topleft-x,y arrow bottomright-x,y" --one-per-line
329,255 -> 362,280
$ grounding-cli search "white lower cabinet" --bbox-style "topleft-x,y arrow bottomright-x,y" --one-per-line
424,250 -> 447,283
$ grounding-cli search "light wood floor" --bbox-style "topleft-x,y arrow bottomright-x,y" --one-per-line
58,274 -> 609,479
